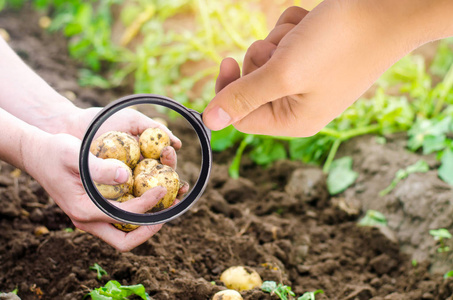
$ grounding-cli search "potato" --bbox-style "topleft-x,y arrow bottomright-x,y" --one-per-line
220,266 -> 263,292
133,158 -> 160,179
90,131 -> 140,169
94,159 -> 133,199
139,127 -> 170,159
133,165 -> 179,212
112,194 -> 140,232
212,290 -> 243,300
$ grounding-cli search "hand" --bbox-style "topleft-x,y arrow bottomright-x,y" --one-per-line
51,105 -> 182,150
202,0 -> 453,137
23,132 -> 188,252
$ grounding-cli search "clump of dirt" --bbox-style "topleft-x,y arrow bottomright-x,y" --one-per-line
1,6 -> 453,300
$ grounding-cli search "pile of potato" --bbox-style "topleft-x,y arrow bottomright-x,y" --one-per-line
90,127 -> 180,231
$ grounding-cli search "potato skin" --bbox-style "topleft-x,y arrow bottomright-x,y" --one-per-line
112,194 -> 140,232
220,266 -> 263,292
90,131 -> 140,169
212,290 -> 243,300
133,164 -> 179,212
133,158 -> 159,179
94,159 -> 133,199
139,127 -> 170,159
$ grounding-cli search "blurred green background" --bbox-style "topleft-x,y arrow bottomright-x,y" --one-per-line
1,0 -> 452,191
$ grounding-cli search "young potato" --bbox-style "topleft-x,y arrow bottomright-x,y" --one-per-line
133,165 -> 179,212
139,127 -> 170,159
133,158 -> 160,179
90,131 -> 141,169
220,266 -> 263,292
112,194 -> 140,232
94,159 -> 133,199
212,290 -> 243,300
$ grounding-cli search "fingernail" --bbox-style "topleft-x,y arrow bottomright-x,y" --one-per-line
205,106 -> 232,130
114,168 -> 128,183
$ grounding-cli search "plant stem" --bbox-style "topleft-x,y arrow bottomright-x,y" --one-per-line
433,61 -> 453,116
322,138 -> 341,173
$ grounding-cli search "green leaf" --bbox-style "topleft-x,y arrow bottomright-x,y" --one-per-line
429,228 -> 452,240
444,270 -> 453,279
249,138 -> 287,166
439,148 -> 453,185
326,156 -> 358,195
297,289 -> 324,300
358,210 -> 387,227
261,281 -> 277,293
84,280 -> 149,300
89,263 -> 108,280
422,134 -> 447,154
210,125 -> 244,151
0,0 -> 6,11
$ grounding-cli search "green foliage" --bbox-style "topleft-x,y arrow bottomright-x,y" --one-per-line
379,160 -> 429,196
261,281 -> 324,300
439,148 -> 453,185
326,156 -> 358,195
429,228 -> 452,253
298,290 -> 324,300
89,263 -> 108,281
84,280 -> 149,300
358,210 -> 387,227
261,281 -> 295,300
444,270 -> 453,279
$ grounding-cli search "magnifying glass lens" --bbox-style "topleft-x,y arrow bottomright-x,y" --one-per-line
85,100 -> 203,230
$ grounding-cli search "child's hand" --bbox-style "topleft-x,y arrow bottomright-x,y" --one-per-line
203,0 -> 453,137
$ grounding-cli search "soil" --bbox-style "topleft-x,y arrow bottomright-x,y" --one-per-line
1,6 -> 453,300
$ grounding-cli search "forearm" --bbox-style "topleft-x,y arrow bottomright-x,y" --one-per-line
0,37 -> 80,135
354,0 -> 453,50
0,108 -> 47,172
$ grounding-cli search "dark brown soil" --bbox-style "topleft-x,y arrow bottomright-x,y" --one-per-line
1,6 -> 453,300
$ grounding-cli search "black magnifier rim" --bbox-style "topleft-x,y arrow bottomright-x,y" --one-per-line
79,94 -> 212,225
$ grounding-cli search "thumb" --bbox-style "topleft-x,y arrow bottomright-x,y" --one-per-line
202,59 -> 287,131
89,155 -> 130,185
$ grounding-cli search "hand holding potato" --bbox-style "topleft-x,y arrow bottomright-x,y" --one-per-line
22,132 -> 187,252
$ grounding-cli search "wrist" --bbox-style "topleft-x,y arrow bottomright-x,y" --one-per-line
20,126 -> 51,177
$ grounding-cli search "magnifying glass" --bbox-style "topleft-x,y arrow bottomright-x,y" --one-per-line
79,94 -> 212,229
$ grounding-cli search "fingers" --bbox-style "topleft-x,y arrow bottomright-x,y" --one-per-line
215,58 -> 241,93
203,58 -> 290,131
111,186 -> 167,214
275,6 -> 309,26
242,40 -> 277,75
74,221 -> 164,252
160,146 -> 177,170
265,23 -> 296,45
177,181 -> 189,199
89,154 -> 129,184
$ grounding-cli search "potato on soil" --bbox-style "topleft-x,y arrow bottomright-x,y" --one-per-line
95,159 -> 133,199
212,290 -> 243,300
112,194 -> 140,232
133,164 -> 179,212
90,131 -> 140,169
133,158 -> 160,179
220,266 -> 263,292
139,127 -> 170,159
